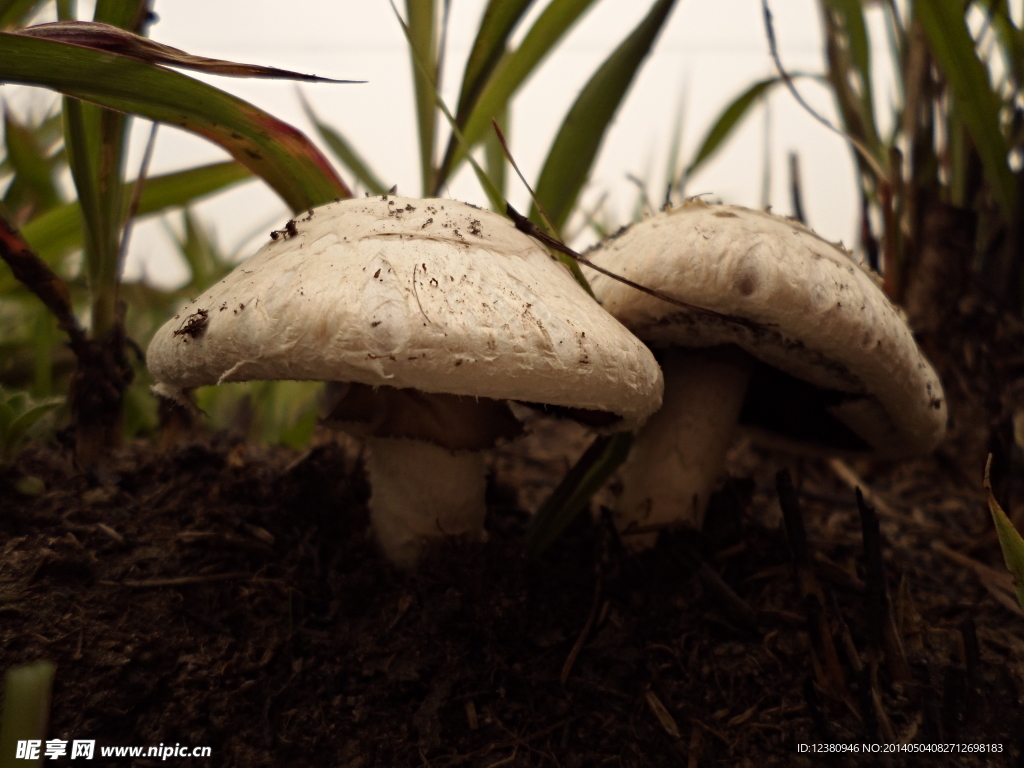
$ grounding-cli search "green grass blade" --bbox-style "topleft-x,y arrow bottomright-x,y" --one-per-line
297,91 -> 386,195
916,1 -> 1016,217
685,74 -> 816,181
22,21 -> 356,82
391,0 -> 504,212
524,431 -> 633,557
405,0 -> 437,195
529,0 -> 679,232
434,0 -> 534,188
0,0 -> 44,31
820,0 -> 882,161
985,457 -> 1024,612
0,33 -> 350,212
456,0 -> 534,119
2,110 -> 62,215
444,0 -> 599,184
0,660 -> 56,768
484,104 -> 509,203
6,161 -> 250,284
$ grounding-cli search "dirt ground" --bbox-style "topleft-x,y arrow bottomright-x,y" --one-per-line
2,295 -> 1024,767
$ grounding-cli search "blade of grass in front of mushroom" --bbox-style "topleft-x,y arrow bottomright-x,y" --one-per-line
529,0 -> 679,233
297,90 -> 387,196
439,0 -> 600,188
984,456 -> 1024,612
525,432 -> 633,556
0,33 -> 351,211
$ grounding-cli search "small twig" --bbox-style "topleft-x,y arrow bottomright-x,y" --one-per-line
98,572 -> 252,588
411,263 -> 432,325
561,573 -> 602,683
762,0 -> 888,184
116,121 -> 159,282
505,203 -> 767,331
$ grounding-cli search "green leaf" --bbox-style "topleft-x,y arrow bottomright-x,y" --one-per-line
434,0 -> 534,188
456,0 -> 534,119
443,0 -> 600,184
0,386 -> 62,463
391,0 -> 505,213
17,160 -> 251,266
298,90 -> 386,195
685,74 -> 817,181
21,21 -> 357,82
820,0 -> 882,162
0,0 -> 45,31
525,431 -> 633,556
406,0 -> 437,194
916,0 -> 1016,217
985,457 -> 1024,612
2,109 -> 62,215
0,32 -> 350,212
530,0 -> 679,232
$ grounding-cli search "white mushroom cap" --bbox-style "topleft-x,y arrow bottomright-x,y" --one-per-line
585,200 -> 946,458
147,196 -> 663,430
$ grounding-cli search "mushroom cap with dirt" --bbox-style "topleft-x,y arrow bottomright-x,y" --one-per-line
583,199 -> 947,548
146,195 -> 664,565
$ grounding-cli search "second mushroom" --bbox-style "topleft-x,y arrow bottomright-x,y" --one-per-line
584,199 -> 947,549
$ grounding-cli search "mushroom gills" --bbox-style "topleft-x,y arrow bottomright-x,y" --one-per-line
615,346 -> 754,549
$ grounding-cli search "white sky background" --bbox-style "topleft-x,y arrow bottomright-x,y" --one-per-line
6,0 -> 902,290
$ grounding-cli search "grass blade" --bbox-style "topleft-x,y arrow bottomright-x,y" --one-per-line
15,160 -> 251,267
916,1 -> 1015,217
820,0 -> 882,159
529,0 -> 679,232
405,0 -> 437,194
456,0 -> 534,119
0,0 -> 44,31
985,456 -> 1024,612
391,0 -> 504,212
684,75 -> 794,183
442,0 -> 599,185
524,432 -> 633,556
0,33 -> 351,211
297,90 -> 386,195
21,21 -> 357,82
2,110 -> 62,217
434,0 -> 534,188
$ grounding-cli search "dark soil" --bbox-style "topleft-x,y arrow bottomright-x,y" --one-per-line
3,297 -> 1024,767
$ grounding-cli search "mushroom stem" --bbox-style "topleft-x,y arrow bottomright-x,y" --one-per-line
365,436 -> 487,567
614,346 -> 755,549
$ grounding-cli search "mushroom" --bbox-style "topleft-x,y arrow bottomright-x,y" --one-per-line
147,196 -> 663,566
583,200 -> 947,548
